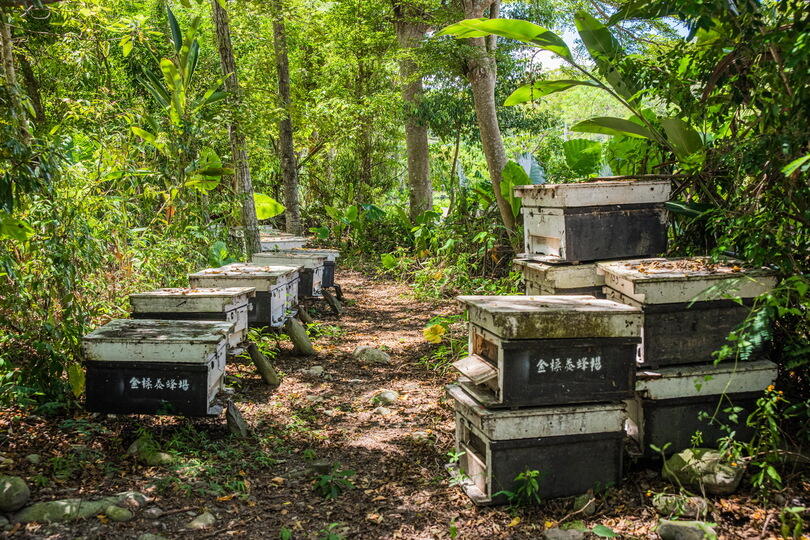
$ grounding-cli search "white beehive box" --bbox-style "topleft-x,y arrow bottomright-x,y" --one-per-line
188,263 -> 300,328
598,258 -> 777,367
260,234 -> 309,251
448,384 -> 626,504
252,252 -> 326,298
515,180 -> 671,262
83,319 -> 233,416
627,360 -> 778,455
129,287 -> 255,347
513,257 -> 604,296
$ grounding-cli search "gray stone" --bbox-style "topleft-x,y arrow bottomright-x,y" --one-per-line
13,491 -> 145,524
138,534 -> 169,540
373,406 -> 392,416
187,511 -> 215,530
0,476 -> 30,512
305,366 -> 324,377
310,460 -> 332,475
372,390 -> 399,405
104,505 -> 134,522
226,400 -> 250,438
572,494 -> 596,517
144,507 -> 164,518
663,448 -> 744,495
0,515 -> 8,527
25,454 -> 41,465
543,528 -> 585,540
653,494 -> 711,519
353,346 -> 391,365
657,519 -> 718,540
127,436 -> 174,467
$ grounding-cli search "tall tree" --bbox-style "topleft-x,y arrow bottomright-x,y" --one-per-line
458,0 -> 515,235
271,0 -> 302,235
392,2 -> 432,220
0,13 -> 31,145
211,0 -> 261,255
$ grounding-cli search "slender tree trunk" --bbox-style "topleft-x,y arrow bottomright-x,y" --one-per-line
211,0 -> 261,256
271,0 -> 302,235
0,15 -> 31,144
459,0 -> 515,234
393,7 -> 432,220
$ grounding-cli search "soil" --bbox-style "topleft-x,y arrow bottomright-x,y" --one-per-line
0,271 -> 806,539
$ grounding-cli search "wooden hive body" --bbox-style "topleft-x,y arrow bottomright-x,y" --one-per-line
267,248 -> 341,287
455,296 -> 641,407
83,319 -> 232,416
259,235 -> 309,251
252,252 -> 326,298
129,287 -> 255,347
513,257 -> 604,297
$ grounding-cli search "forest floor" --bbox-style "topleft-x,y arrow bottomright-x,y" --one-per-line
1,271 -> 805,539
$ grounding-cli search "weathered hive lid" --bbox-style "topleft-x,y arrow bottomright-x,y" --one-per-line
448,384 -> 625,441
285,247 -> 340,262
260,235 -> 309,249
636,360 -> 777,400
597,257 -> 777,304
83,319 -> 232,363
129,287 -> 255,313
252,251 -> 326,269
457,295 -> 641,340
513,259 -> 604,289
188,263 -> 300,291
514,179 -> 671,207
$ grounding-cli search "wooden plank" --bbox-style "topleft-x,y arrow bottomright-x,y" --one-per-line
636,360 -> 777,400
452,355 -> 498,385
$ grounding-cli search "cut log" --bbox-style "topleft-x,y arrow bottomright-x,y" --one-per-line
333,284 -> 345,301
284,317 -> 315,356
226,400 -> 249,438
322,289 -> 342,315
247,341 -> 280,386
296,304 -> 314,324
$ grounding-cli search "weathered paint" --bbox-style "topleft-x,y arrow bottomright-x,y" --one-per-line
514,180 -> 671,207
636,360 -> 777,400
129,287 -> 255,313
188,263 -> 300,292
259,235 -> 309,250
514,258 -> 605,297
457,295 -> 642,340
597,257 -> 777,304
252,252 -> 326,270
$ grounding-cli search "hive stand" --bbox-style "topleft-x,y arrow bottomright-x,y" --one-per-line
597,258 -> 777,367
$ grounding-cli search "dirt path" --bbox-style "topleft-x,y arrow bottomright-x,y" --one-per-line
1,271 -> 793,539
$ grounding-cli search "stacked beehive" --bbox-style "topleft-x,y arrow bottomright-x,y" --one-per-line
82,234 -> 341,418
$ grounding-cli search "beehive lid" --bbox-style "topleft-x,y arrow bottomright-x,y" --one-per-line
597,258 -> 777,304
513,259 -> 604,290
514,179 -> 671,207
252,251 -> 326,269
448,384 -> 625,440
285,247 -> 340,262
129,287 -> 255,313
83,319 -> 232,363
457,295 -> 641,339
260,235 -> 309,249
637,360 -> 777,400
188,263 -> 300,291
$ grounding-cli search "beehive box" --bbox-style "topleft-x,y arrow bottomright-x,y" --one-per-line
129,287 -> 255,347
514,180 -> 670,262
627,360 -> 777,456
260,234 -> 309,251
513,257 -> 605,297
252,252 -> 326,298
598,258 -> 777,367
83,319 -> 233,416
281,248 -> 340,288
188,263 -> 300,328
455,295 -> 642,408
448,384 -> 625,504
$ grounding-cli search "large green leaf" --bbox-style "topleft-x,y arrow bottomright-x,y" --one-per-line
0,213 -> 34,241
563,139 -> 602,175
661,118 -> 703,158
571,117 -> 654,139
254,193 -> 285,220
782,154 -> 810,176
574,11 -> 640,102
504,79 -> 600,106
166,6 -> 182,53
437,18 -> 572,61
501,161 -> 528,218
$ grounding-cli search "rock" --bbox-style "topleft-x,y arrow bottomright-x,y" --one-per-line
353,346 -> 391,365
226,400 -> 250,438
0,476 -> 30,512
373,406 -> 392,416
653,494 -> 711,519
657,519 -> 718,540
138,534 -> 169,540
187,511 -> 215,530
310,460 -> 332,475
572,493 -> 596,517
13,491 -> 145,524
144,507 -> 164,518
104,505 -> 134,522
145,452 -> 174,466
128,436 -> 175,467
543,528 -> 585,540
410,431 -> 432,444
663,448 -> 744,495
25,454 -> 41,465
305,365 -> 324,376
372,390 -> 399,406
0,515 -> 8,528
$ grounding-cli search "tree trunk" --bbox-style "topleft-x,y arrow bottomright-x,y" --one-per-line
393,8 -> 432,220
211,0 -> 261,256
271,0 -> 302,235
0,15 -> 31,144
459,0 -> 515,234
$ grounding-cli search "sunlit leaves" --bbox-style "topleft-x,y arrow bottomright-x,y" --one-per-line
504,80 -> 600,106
437,18 -> 572,61
571,117 -> 654,139
423,324 -> 446,344
0,212 -> 34,241
660,118 -> 703,159
563,139 -> 602,176
254,194 -> 285,220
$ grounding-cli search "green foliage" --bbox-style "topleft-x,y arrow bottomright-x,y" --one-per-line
313,465 -> 356,499
494,469 -> 542,506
